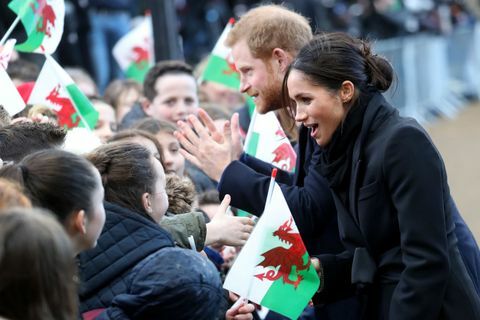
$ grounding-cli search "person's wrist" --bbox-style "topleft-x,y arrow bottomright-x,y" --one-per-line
205,222 -> 220,246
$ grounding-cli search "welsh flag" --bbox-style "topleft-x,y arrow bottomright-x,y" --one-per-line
112,15 -> 154,83
201,18 -> 255,116
28,55 -> 98,129
201,18 -> 239,88
244,110 -> 297,172
0,66 -> 25,116
224,172 -> 320,319
8,0 -> 65,54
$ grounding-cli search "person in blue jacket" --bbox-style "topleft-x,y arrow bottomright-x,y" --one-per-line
79,141 -> 227,319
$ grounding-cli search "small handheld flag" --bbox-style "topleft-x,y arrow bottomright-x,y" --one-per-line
224,169 -> 319,319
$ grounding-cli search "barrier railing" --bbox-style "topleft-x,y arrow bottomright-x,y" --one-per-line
373,23 -> 479,123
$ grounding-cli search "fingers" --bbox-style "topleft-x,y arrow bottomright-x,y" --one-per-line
176,120 -> 201,146
178,149 -> 202,168
234,304 -> 255,320
187,114 -> 211,140
230,113 -> 244,159
226,296 -> 255,320
218,194 -> 231,214
223,120 -> 232,144
229,217 -> 254,246
231,112 -> 241,142
198,108 -> 221,136
174,130 -> 197,155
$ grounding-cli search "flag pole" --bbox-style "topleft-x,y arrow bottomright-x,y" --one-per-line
265,168 -> 278,205
0,16 -> 20,46
231,168 -> 278,309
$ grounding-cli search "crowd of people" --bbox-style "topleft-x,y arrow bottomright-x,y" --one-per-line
1,2 -> 480,320
2,0 -> 478,93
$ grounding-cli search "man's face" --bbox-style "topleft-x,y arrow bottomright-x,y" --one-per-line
232,40 -> 285,114
144,74 -> 198,123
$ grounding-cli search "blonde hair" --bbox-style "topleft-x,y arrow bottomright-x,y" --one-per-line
225,4 -> 312,59
0,178 -> 31,211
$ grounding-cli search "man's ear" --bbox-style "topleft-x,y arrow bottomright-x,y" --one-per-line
140,97 -> 152,116
142,192 -> 152,214
340,80 -> 355,104
272,48 -> 292,73
73,209 -> 87,235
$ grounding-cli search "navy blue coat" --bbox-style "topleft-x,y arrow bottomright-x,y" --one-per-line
218,126 -> 362,320
78,202 -> 225,318
218,125 -> 345,256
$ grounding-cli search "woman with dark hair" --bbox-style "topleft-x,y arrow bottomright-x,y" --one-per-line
284,32 -> 480,319
109,129 -> 254,250
0,208 -> 78,320
79,141 -> 228,319
0,149 -> 105,254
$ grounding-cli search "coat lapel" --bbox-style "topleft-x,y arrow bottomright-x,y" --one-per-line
349,93 -> 386,223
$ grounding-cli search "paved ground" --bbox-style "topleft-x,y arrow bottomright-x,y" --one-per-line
426,103 -> 480,240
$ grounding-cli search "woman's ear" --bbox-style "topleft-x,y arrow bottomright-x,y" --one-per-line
142,192 -> 152,214
71,209 -> 87,235
340,81 -> 355,104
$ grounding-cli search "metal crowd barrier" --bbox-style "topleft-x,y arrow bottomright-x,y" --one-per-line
373,23 -> 480,123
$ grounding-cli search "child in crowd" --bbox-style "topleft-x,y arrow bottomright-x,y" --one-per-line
80,141 -> 227,318
91,98 -> 117,143
103,79 -> 142,123
133,117 -> 217,192
120,60 -> 198,129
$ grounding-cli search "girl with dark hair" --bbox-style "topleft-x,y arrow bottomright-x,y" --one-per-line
109,129 -> 254,249
0,208 -> 78,320
284,32 -> 480,319
79,141 -> 227,319
0,149 -> 105,254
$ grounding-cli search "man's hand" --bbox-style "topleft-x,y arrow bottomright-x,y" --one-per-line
174,109 -> 243,182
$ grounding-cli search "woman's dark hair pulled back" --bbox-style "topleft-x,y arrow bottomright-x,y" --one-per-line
87,141 -> 157,218
0,149 -> 99,224
283,32 -> 394,106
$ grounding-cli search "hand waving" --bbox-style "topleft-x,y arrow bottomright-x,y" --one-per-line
174,109 -> 243,182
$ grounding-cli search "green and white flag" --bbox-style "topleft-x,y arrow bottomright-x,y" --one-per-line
112,15 -> 154,83
28,55 -> 98,129
8,0 -> 65,54
201,18 -> 239,88
201,18 -> 255,115
224,178 -> 320,319
0,66 -> 25,116
244,110 -> 297,172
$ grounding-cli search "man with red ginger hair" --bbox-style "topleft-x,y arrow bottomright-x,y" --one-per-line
176,4 -> 360,319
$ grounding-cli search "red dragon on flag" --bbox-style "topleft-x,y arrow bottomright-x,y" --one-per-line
30,0 -> 56,37
131,37 -> 150,70
222,52 -> 239,76
255,217 -> 311,288
46,84 -> 79,128
271,129 -> 296,171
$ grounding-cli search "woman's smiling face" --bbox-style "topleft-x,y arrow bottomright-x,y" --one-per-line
288,69 -> 347,147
